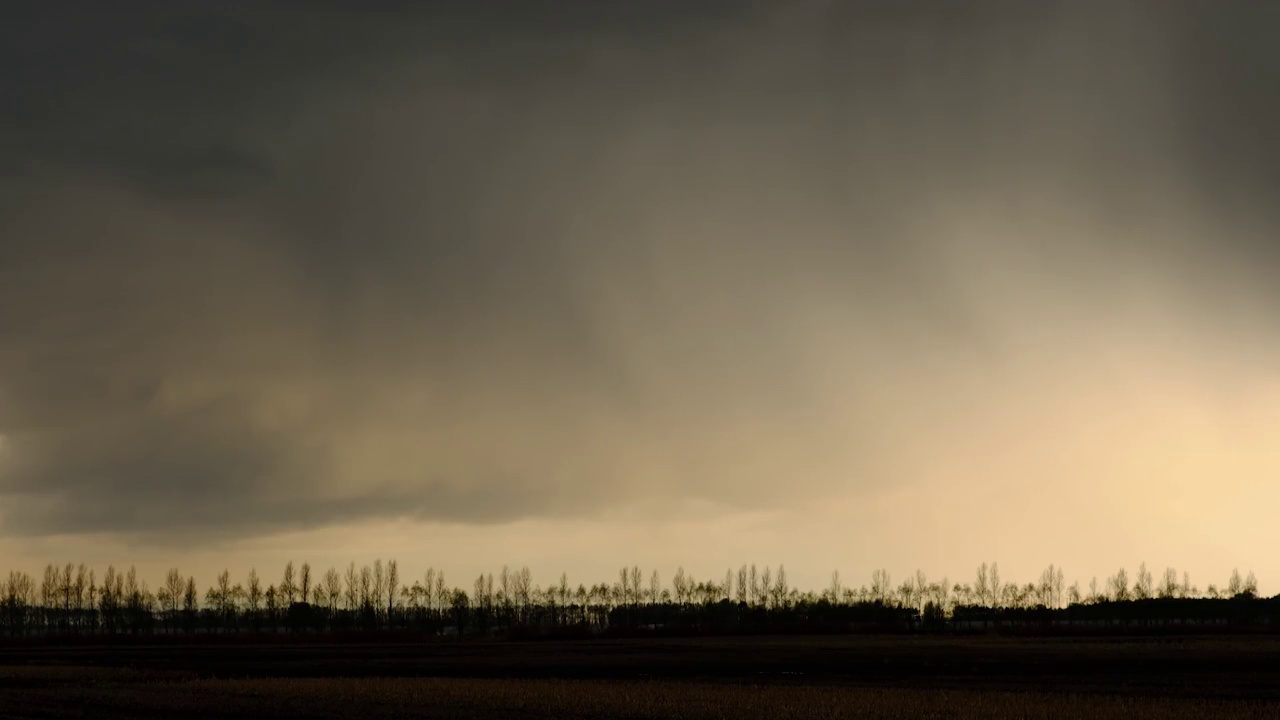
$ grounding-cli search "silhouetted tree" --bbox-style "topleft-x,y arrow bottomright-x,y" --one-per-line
386,559 -> 399,628
85,569 -> 97,632
672,567 -> 687,605
246,569 -> 263,628
975,563 -> 990,607
445,588 -> 467,635
1109,568 -> 1130,602
6,559 -> 1278,640
774,565 -> 789,609
282,561 -> 297,606
207,569 -> 239,632
323,568 -> 341,615
1160,567 -> 1178,599
1134,562 -> 1153,600
343,563 -> 359,611
300,563 -> 312,606
161,568 -> 184,632
265,584 -> 279,630
898,580 -> 916,611
182,576 -> 198,633
628,566 -> 641,610
359,565 -> 373,619
517,566 -> 533,623
98,566 -> 118,634
871,569 -> 890,604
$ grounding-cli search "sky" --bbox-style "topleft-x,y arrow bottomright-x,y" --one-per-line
1,1 -> 1278,596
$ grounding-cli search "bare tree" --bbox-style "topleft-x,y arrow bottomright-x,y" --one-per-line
897,580 -> 915,610
73,564 -> 87,625
183,576 -> 198,615
423,568 -> 437,612
473,574 -> 488,629
614,568 -> 627,609
499,566 -> 512,616
265,585 -> 279,628
246,569 -> 263,614
125,567 -> 139,617
86,568 -> 97,629
629,566 -> 642,608
774,565 -> 789,608
1109,568 -> 1129,601
386,559 -> 399,626
482,573 -> 493,619
97,566 -> 118,633
60,563 -> 72,617
516,566 -> 533,622
343,562 -> 359,611
975,563 -> 989,607
359,565 -> 373,614
300,564 -> 312,605
212,569 -> 238,629
1134,563 -> 1153,600
322,568 -> 339,614
162,568 -> 184,625
870,569 -> 890,604
1037,565 -> 1058,608
281,562 -> 297,605
1160,567 -> 1178,599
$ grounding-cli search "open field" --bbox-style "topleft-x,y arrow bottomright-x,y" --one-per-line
3,635 -> 1280,718
3,670 -> 1280,720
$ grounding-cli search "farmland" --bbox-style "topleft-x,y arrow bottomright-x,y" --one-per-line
3,635 -> 1280,718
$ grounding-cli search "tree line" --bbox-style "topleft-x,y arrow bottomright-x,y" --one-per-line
0,560 -> 1269,639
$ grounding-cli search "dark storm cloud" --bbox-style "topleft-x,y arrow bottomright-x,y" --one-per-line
1169,4 -> 1280,257
1,2 -> 1278,542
